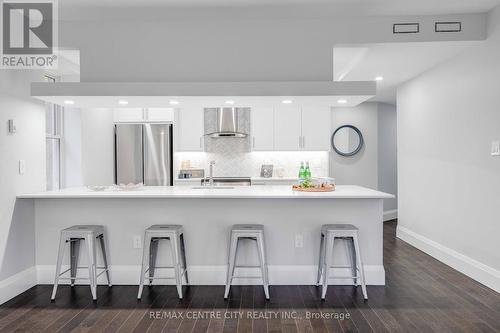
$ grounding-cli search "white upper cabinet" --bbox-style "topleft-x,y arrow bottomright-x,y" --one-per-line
114,108 -> 174,122
251,106 -> 275,151
176,107 -> 204,151
301,106 -> 331,151
113,108 -> 144,122
274,105 -> 302,151
145,108 -> 174,122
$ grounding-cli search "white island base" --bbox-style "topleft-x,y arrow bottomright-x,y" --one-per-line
19,185 -> 393,286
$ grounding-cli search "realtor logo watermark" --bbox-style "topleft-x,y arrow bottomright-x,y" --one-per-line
1,0 -> 58,69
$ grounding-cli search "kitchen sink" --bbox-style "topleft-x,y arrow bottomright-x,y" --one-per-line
191,186 -> 235,189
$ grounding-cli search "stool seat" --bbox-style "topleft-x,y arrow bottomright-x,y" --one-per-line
138,224 -> 188,300
146,225 -> 183,233
52,225 -> 111,301
231,224 -> 264,232
317,223 -> 367,300
61,225 -> 105,237
225,224 -> 269,300
321,224 -> 358,232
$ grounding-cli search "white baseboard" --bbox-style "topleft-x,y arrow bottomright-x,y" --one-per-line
0,267 -> 37,305
383,209 -> 398,221
397,226 -> 500,293
36,264 -> 385,286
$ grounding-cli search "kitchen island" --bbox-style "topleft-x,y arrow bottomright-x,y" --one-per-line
18,185 -> 393,286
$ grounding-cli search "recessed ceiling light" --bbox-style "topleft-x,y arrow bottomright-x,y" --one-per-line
225,100 -> 235,105
337,99 -> 348,104
118,100 -> 129,105
169,100 -> 179,105
375,76 -> 384,81
282,99 -> 292,104
64,100 -> 74,105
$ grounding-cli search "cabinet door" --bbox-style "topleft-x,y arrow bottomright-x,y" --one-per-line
274,105 -> 302,151
301,106 -> 331,151
176,107 -> 204,151
146,108 -> 174,122
251,107 -> 274,151
113,108 -> 144,122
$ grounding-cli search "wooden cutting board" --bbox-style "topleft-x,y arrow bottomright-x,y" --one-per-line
292,186 -> 335,192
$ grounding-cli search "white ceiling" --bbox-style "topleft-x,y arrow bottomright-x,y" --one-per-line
334,41 -> 479,104
60,0 -> 500,16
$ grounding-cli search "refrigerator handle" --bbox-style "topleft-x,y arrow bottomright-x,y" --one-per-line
160,130 -> 168,186
142,125 -> 145,185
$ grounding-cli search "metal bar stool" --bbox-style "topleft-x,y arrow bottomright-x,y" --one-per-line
137,225 -> 188,300
316,224 -> 367,300
224,224 -> 269,300
51,225 -> 111,301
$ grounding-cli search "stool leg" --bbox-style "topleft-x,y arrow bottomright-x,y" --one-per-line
51,235 -> 67,301
98,234 -> 112,287
321,235 -> 334,300
256,233 -> 270,300
353,235 -> 368,300
316,233 -> 325,286
149,239 -> 159,286
137,233 -> 151,300
224,234 -> 238,299
170,234 -> 183,299
86,235 -> 97,301
180,233 -> 189,285
70,238 -> 81,287
347,238 -> 357,287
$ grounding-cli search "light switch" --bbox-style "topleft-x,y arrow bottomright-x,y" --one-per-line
8,119 -> 16,133
491,141 -> 500,156
133,235 -> 142,249
295,234 -> 303,248
19,160 -> 26,175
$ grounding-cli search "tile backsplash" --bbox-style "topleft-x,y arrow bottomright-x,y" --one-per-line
175,150 -> 329,178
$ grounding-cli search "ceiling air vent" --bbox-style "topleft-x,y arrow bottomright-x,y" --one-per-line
435,22 -> 462,33
393,23 -> 419,34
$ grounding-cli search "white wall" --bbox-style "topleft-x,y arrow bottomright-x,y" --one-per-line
397,5 -> 500,292
330,102 -> 398,218
377,103 -> 398,213
330,103 -> 379,190
0,73 -> 46,302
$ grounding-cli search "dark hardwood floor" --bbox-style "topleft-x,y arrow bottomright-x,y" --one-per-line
1,221 -> 499,332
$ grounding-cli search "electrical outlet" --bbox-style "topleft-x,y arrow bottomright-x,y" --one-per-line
295,234 -> 303,248
491,141 -> 500,156
133,235 -> 142,249
18,160 -> 26,175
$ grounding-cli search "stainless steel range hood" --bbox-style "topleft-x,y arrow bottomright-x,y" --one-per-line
205,107 -> 248,138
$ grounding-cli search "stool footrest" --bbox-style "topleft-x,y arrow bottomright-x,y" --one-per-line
234,265 -> 261,269
232,276 -> 263,279
329,265 -> 359,270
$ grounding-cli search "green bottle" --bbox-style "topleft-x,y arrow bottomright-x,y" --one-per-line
298,162 -> 305,179
305,162 -> 312,179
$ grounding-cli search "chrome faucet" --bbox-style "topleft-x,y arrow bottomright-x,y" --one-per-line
209,161 -> 216,187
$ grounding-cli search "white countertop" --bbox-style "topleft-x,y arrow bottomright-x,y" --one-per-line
17,185 -> 393,199
174,177 -> 299,182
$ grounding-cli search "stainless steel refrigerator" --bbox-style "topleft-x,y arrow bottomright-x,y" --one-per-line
114,123 -> 173,186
